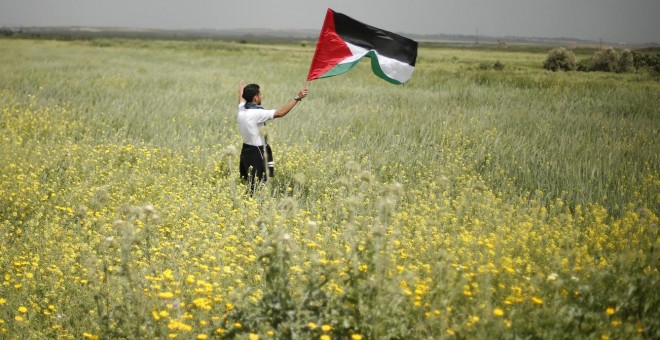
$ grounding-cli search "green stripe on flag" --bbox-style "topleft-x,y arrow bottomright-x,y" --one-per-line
365,50 -> 404,85
318,60 -> 361,79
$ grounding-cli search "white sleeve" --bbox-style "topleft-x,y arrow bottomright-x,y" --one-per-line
254,109 -> 276,123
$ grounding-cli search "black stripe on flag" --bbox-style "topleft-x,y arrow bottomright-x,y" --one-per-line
333,11 -> 418,67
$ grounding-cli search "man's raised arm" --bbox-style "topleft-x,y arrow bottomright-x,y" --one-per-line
274,88 -> 308,118
238,80 -> 245,105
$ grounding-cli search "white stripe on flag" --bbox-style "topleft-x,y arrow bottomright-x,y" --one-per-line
342,43 -> 415,83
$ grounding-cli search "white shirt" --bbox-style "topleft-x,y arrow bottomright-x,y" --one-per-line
237,102 -> 276,146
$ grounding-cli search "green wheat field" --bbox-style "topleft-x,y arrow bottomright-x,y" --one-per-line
1,37 -> 659,339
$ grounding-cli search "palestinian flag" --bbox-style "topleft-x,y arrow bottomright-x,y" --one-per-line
307,8 -> 418,85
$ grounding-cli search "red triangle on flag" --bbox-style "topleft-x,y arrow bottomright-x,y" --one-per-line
307,9 -> 353,81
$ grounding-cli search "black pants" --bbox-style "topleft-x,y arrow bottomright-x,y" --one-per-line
239,143 -> 274,191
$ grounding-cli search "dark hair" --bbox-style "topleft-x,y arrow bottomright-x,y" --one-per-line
242,83 -> 260,102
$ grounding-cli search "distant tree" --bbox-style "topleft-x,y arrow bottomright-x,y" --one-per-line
0,27 -> 15,37
543,47 -> 577,71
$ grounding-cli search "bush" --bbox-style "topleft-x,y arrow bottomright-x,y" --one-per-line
478,60 -> 505,71
576,59 -> 591,72
632,51 -> 660,74
576,48 -> 636,73
590,48 -> 622,72
543,47 -> 577,71
618,49 -> 635,73
478,62 -> 492,70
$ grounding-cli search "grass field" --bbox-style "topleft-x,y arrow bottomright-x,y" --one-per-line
1,37 -> 659,339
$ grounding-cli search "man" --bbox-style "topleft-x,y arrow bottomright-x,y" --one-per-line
237,81 -> 308,191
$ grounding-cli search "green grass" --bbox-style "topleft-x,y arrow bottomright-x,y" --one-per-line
1,37 -> 659,339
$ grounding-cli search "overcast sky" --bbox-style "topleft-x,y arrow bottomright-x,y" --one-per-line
1,0 -> 659,44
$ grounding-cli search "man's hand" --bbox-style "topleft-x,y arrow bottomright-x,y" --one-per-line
297,88 -> 308,100
274,88 -> 309,118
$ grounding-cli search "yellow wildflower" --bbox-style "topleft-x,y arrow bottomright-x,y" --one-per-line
167,320 -> 192,331
493,308 -> 505,317
606,307 -> 615,315
192,297 -> 212,310
158,292 -> 175,299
